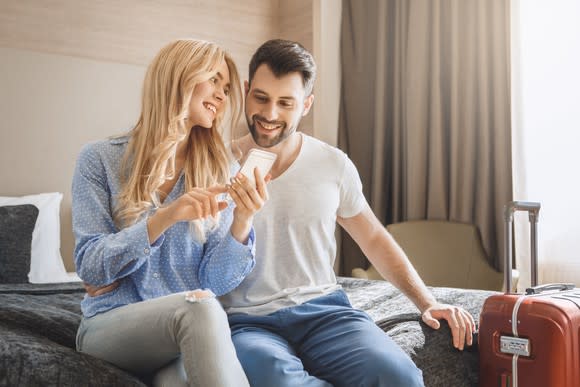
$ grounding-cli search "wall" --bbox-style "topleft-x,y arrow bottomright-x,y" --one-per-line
0,0 -> 342,271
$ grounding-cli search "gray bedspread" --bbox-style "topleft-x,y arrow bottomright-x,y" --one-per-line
0,282 -> 146,387
341,277 -> 497,387
0,278 -> 496,387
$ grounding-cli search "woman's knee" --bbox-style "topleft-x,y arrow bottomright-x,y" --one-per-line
173,292 -> 230,334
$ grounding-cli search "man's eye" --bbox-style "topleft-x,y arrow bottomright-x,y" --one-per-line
210,77 -> 217,83
255,96 -> 267,103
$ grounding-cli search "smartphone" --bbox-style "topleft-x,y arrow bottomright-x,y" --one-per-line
238,148 -> 277,187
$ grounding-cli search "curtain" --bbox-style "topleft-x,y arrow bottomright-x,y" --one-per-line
339,0 -> 512,276
511,0 -> 580,290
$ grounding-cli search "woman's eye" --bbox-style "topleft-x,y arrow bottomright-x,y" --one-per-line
224,88 -> 230,96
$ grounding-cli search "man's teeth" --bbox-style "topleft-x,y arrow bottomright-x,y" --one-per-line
204,103 -> 216,114
258,121 -> 281,130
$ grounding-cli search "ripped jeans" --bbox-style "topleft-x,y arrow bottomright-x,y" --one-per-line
76,291 -> 249,387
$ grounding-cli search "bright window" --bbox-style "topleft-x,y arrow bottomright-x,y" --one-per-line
511,0 -> 580,287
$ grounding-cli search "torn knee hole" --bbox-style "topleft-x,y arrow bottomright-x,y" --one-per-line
184,289 -> 215,303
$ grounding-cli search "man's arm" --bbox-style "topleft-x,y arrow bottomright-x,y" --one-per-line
337,202 -> 475,350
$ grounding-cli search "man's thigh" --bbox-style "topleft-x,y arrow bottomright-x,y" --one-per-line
297,307 -> 424,387
231,326 -> 332,387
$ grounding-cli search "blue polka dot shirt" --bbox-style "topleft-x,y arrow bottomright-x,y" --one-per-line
72,136 -> 255,318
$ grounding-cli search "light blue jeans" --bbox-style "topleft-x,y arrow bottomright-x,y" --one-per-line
229,290 -> 424,387
76,292 -> 249,387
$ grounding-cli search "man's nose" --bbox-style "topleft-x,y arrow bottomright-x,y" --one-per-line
260,102 -> 278,121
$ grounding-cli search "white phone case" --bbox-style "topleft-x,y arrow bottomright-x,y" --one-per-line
238,148 -> 277,186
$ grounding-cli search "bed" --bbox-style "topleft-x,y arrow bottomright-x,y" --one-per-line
0,277 -> 497,387
0,195 -> 496,385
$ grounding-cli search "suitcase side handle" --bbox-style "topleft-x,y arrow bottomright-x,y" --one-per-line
504,201 -> 541,293
525,283 -> 575,295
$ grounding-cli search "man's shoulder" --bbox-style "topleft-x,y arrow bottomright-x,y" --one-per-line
302,133 -> 349,161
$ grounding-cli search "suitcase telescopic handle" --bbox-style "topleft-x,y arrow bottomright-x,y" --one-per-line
525,283 -> 575,295
504,201 -> 541,294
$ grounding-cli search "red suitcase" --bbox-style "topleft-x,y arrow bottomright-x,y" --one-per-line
479,201 -> 580,387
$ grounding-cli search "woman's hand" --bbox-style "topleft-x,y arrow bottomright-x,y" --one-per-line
147,186 -> 228,243
227,168 -> 270,243
166,186 -> 229,222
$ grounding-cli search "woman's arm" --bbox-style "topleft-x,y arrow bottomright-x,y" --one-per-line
72,144 -> 155,286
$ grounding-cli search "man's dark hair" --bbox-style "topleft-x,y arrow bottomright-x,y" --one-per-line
249,39 -> 317,96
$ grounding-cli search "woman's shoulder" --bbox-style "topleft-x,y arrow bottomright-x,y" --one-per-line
77,135 -> 129,169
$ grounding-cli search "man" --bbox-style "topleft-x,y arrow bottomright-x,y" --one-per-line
219,39 -> 475,387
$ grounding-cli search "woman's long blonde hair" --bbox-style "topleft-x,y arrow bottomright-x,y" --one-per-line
114,39 -> 242,239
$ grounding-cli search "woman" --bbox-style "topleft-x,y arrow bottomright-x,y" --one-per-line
72,39 -> 266,386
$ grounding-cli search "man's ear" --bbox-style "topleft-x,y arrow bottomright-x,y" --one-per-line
244,80 -> 250,96
302,94 -> 314,116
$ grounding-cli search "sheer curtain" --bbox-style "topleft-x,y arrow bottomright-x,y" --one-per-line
511,0 -> 580,290
339,0 -> 513,276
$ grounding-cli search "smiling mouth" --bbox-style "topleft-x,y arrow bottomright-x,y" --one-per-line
203,102 -> 217,115
256,119 -> 283,131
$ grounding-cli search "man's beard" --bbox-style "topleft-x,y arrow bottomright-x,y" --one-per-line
246,114 -> 295,148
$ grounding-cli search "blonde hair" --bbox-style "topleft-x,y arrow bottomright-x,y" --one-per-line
114,39 -> 242,240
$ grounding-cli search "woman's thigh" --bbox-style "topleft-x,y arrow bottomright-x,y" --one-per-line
77,292 -> 223,374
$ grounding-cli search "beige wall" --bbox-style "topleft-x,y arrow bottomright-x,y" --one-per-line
0,0 -> 341,271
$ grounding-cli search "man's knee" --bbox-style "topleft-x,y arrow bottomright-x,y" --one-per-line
233,339 -> 302,387
353,349 -> 424,387
240,352 -> 306,387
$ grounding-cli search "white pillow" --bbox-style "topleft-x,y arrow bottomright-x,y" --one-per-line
0,192 -> 78,283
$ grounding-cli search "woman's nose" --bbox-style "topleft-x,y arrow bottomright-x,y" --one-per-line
215,88 -> 225,102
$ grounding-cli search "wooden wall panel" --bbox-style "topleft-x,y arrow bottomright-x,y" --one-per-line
277,0 -> 314,134
0,0 -> 276,71
0,0 -> 343,271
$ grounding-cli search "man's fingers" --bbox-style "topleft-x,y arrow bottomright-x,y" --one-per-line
461,309 -> 475,346
231,175 -> 259,209
84,281 -> 119,297
254,168 -> 269,200
421,312 -> 440,330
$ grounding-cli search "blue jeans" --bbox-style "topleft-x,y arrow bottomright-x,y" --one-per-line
228,290 -> 424,387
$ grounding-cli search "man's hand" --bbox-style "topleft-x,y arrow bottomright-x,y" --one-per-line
227,168 -> 270,243
84,281 -> 119,297
421,303 -> 476,350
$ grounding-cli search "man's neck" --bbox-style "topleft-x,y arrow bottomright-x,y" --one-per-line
239,132 -> 302,180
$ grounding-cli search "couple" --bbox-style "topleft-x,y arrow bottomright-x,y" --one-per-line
72,39 -> 475,387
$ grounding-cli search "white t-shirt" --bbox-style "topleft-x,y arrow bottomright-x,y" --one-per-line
220,133 -> 366,315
